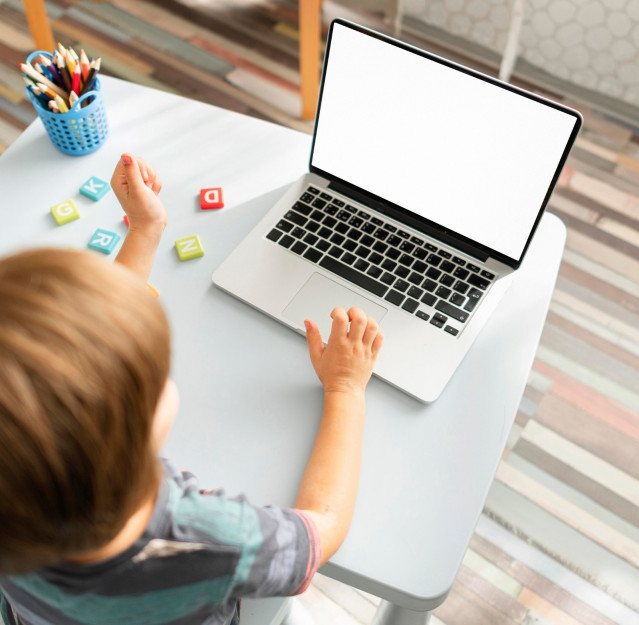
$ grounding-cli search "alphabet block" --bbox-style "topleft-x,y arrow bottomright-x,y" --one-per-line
80,176 -> 111,201
175,235 -> 204,261
200,187 -> 224,209
50,199 -> 80,226
123,215 -> 129,227
88,228 -> 120,254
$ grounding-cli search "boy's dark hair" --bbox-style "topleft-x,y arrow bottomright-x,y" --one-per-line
0,248 -> 171,574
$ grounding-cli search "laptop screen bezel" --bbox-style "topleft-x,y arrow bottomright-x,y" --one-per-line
308,19 -> 582,269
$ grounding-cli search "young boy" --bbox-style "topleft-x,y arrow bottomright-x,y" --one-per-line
0,154 -> 383,625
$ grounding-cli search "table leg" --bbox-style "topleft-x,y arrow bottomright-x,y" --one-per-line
371,601 -> 432,625
298,0 -> 321,120
23,0 -> 55,52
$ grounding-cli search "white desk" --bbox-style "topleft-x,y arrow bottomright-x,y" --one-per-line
0,76 -> 565,624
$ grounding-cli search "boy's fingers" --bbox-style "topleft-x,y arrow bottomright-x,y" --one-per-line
120,153 -> 147,195
347,307 -> 367,341
362,315 -> 380,346
371,331 -> 384,357
328,307 -> 349,341
304,320 -> 324,362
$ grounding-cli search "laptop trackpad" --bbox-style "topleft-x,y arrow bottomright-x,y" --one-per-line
283,273 -> 387,341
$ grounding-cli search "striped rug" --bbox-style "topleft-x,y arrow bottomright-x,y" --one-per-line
1,1 -> 638,623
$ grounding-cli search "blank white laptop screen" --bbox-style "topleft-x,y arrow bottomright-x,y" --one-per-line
311,23 -> 579,262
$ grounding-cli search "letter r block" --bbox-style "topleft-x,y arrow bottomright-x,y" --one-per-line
175,235 -> 204,261
88,228 -> 120,254
80,176 -> 111,201
200,187 -> 224,209
51,199 -> 80,226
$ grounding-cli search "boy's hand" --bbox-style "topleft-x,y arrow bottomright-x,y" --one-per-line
111,154 -> 167,233
304,306 -> 384,395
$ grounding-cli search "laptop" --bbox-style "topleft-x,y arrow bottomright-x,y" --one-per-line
213,19 -> 582,402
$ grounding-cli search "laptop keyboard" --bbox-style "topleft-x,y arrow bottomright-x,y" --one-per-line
265,186 -> 496,336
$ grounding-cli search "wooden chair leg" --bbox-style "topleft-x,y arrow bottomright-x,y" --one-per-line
23,0 -> 55,52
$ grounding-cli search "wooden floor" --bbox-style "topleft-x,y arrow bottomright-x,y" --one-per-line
1,1 -> 638,623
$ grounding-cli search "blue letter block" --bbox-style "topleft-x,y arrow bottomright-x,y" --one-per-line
80,176 -> 111,201
88,228 -> 120,254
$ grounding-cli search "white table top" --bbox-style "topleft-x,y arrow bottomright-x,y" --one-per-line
0,76 -> 566,612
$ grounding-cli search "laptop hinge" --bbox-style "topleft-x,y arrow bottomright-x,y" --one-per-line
327,180 -> 490,262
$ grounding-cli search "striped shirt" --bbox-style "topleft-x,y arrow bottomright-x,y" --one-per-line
0,460 -> 320,625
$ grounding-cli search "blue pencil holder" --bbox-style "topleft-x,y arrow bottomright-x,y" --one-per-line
26,51 -> 109,156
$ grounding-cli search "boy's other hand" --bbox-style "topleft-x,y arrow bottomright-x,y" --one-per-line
111,154 -> 167,233
304,306 -> 384,395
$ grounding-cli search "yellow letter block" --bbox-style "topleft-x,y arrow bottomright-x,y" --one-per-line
175,235 -> 204,261
50,199 -> 80,226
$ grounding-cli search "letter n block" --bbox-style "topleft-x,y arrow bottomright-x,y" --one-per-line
51,199 -> 80,226
200,187 -> 224,209
175,235 -> 204,261
80,176 -> 111,201
88,228 -> 120,254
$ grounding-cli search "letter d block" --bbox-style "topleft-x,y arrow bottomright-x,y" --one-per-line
175,235 -> 204,261
80,176 -> 111,201
51,199 -> 80,226
88,228 -> 120,254
200,187 -> 224,209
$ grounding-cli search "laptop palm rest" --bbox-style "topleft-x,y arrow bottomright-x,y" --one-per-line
283,273 -> 387,340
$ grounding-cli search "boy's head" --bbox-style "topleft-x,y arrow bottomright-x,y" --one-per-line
0,248 -> 171,574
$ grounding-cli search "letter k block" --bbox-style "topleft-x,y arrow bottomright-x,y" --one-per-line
80,176 -> 111,201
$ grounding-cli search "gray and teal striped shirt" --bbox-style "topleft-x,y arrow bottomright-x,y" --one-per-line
0,460 -> 320,625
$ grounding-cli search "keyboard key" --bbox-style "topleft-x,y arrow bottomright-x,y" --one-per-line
386,248 -> 401,260
371,217 -> 384,226
387,234 -> 402,247
430,313 -> 447,328
440,260 -> 455,273
294,201 -> 312,215
450,293 -> 466,307
302,192 -> 316,202
361,234 -> 375,247
333,198 -> 345,207
323,216 -> 337,228
468,274 -> 490,290
452,256 -> 465,266
355,246 -> 370,258
342,252 -> 357,265
337,210 -> 350,221
382,259 -> 397,272
398,230 -> 410,239
398,254 -> 413,267
400,241 -> 414,253
330,232 -> 345,245
444,326 -> 459,336
421,292 -> 437,307
320,192 -> 332,200
336,222 -> 349,234
425,243 -> 437,252
435,300 -> 469,323
385,289 -> 405,306
303,233 -> 319,246
436,286 -> 452,298
411,236 -> 424,246
279,235 -> 294,248
362,221 -> 376,234
464,299 -> 478,312
345,204 -> 357,213
394,279 -> 410,293
402,298 -> 419,313
481,270 -> 496,279
453,280 -> 469,294
266,228 -> 283,242
303,248 -> 323,263
349,216 -> 363,228
374,228 -> 389,241
310,210 -> 324,222
367,265 -> 383,278
422,279 -> 438,292
325,204 -> 338,215
467,263 -> 480,273
439,274 -> 455,287
319,257 -> 388,297
453,267 -> 469,280
408,285 -> 424,299
354,259 -> 370,272
413,260 -> 427,274
438,250 -> 452,259
318,226 -> 332,239
343,239 -> 357,252
380,272 -> 395,285
413,247 -> 427,260
408,272 -> 423,285
383,223 -> 397,232
416,310 -> 430,321
291,241 -> 307,255
312,198 -> 326,209
426,254 -> 442,267
395,265 -> 410,278
347,229 -> 363,241
358,209 -> 370,219
306,220 -> 320,233
291,227 -> 305,239
328,246 -> 343,259
316,239 -> 331,252
373,241 -> 388,254
468,288 -> 483,301
369,252 -> 384,265
277,219 -> 294,232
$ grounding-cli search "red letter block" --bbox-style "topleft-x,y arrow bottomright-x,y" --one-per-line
200,187 -> 224,209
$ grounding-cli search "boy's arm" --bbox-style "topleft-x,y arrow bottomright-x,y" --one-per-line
111,154 -> 167,281
295,307 -> 383,566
